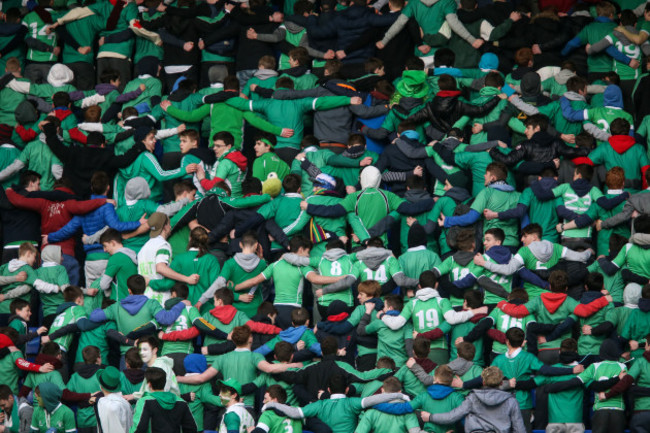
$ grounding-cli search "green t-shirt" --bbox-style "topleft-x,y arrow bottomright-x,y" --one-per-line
578,360 -> 626,410
434,256 -> 484,307
627,355 -> 650,411
488,307 -> 535,354
301,397 -> 365,433
355,408 -> 420,433
470,186 -> 521,247
492,349 -> 544,409
312,253 -> 354,307
30,403 -> 76,433
400,295 -> 452,350
534,366 -> 583,423
50,304 -> 87,352
257,408 -> 303,433
262,259 -> 314,306
211,350 -> 265,406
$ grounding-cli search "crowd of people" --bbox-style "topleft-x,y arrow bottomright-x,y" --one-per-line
0,0 -> 650,430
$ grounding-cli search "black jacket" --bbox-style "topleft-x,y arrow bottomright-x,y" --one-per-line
131,396 -> 197,433
408,91 -> 501,134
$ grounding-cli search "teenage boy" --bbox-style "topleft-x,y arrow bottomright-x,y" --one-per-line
252,133 -> 291,184
216,378 -> 255,433
7,299 -> 47,353
66,346 -> 103,433
30,383 -> 76,433
0,384 -> 19,433
97,229 -> 138,302
256,308 -> 321,357
250,385 -> 301,433
133,335 -> 180,398
96,366 -> 133,433
195,131 -> 247,198
357,295 -> 411,366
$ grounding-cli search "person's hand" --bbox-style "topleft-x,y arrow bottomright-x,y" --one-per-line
620,370 -> 628,380
553,158 -> 560,169
474,306 -> 488,315
418,44 -> 431,54
351,233 -> 360,243
185,163 -> 198,174
573,364 -> 584,374
531,43 -> 541,55
224,3 -> 235,11
160,100 -> 171,111
229,229 -> 236,239
509,11 -> 521,21
181,299 -> 192,306
185,274 -> 200,285
41,234 -> 49,246
496,140 -> 508,148
177,123 -> 187,133
498,93 -> 508,99
323,49 -> 335,59
406,216 -> 417,227
246,28 -> 258,39
350,96 -> 362,105
346,185 -> 356,195
105,198 -> 117,207
364,302 -> 375,314
198,39 -> 205,50
41,335 -> 50,344
630,340 -> 640,351
15,271 -> 27,282
37,326 -> 48,335
406,357 -> 416,368
443,179 -> 453,191
335,50 -> 346,59
183,41 -> 194,52
157,330 -> 165,340
195,164 -> 206,181
471,39 -> 485,49
594,219 -> 602,231
413,165 -> 423,177
315,289 -> 323,298
300,200 -> 308,211
375,41 -> 385,49
337,347 -> 346,357
241,294 -> 254,303
78,46 -> 91,55
39,363 -> 55,373
451,376 -> 463,388
87,288 -> 99,296
427,140 -> 438,147
98,36 -> 105,46
437,214 -> 445,227
472,123 -> 483,134
189,392 -> 196,402
359,156 -> 373,167
88,396 -> 97,405
582,324 -> 592,335
473,253 -> 486,267
281,128 -> 294,138
598,392 -> 607,401
509,378 -> 517,388
157,2 -> 167,11
560,134 -> 575,144
420,411 -> 431,423
537,335 -> 547,344
53,46 -> 61,57
271,11 -> 284,22
296,340 -> 306,350
46,22 -> 59,34
455,336 -> 464,346
483,209 -> 498,220
138,213 -> 148,228
201,346 -> 208,355
630,59 -> 641,69
556,223 -> 563,233
632,210 -> 641,218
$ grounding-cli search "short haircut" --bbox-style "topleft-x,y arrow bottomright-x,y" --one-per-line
367,237 -> 384,248
610,118 -> 631,136
84,105 -> 101,122
376,356 -> 396,370
560,338 -> 578,353
41,341 -> 61,357
575,164 -> 594,181
274,341 -> 294,362
481,366 -> 504,388
214,288 -> 234,305
486,162 -> 508,181
90,171 -> 110,195
63,286 -> 83,302
100,69 -> 120,83
566,76 -> 588,93
223,76 -> 240,91
485,228 -> 505,243
348,133 -> 366,147
382,376 -> 402,393
288,47 -> 309,66
605,166 -> 625,190
257,301 -> 278,318
522,223 -> 542,239
464,290 -> 483,309
179,129 -> 200,143
52,92 -> 71,108
231,325 -> 252,346
514,47 -> 533,67
282,174 -> 302,193
321,336 -> 338,356
125,347 -> 143,369
358,280 -> 381,298
258,55 -> 276,70
384,295 -> 403,312
364,57 -> 383,74
433,48 -> 455,67
585,272 -> 604,292
505,327 -> 525,348
324,59 -> 341,76
419,270 -> 438,289
434,365 -> 454,385
328,374 -> 347,394
9,299 -> 29,314
596,1 -> 615,17
485,71 -> 504,88
173,179 -> 196,197
405,57 -> 425,71
127,275 -> 147,295
4,57 -> 20,73
242,177 -> 263,196
437,74 -> 457,91
549,270 -> 568,293
18,242 -> 37,258
82,345 -> 100,364
100,228 -> 123,245
276,77 -> 295,89
456,341 -> 476,361
241,231 -> 259,248
19,170 -> 41,189
145,367 -> 167,390
456,229 -> 476,252
288,235 -> 312,253
508,288 -> 529,302
138,335 -> 160,351
0,384 -> 12,401
213,131 -> 234,147
171,282 -> 189,300
291,308 -> 309,326
266,384 -> 287,403
413,336 -> 431,358
524,114 -> 549,131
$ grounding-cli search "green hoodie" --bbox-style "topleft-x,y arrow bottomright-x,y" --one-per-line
31,382 -> 76,433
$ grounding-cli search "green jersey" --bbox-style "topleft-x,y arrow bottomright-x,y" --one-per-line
409,389 -> 465,433
434,255 -> 483,307
575,20 -> 617,73
553,183 -> 603,239
262,259 -> 315,306
488,307 -> 535,354
300,397 -> 366,433
23,9 -> 60,63
578,360 -> 626,410
34,264 -> 68,316
337,187 -> 404,245
627,355 -> 650,411
355,408 -> 420,433
611,242 -> 650,279
353,255 -> 403,286
258,193 -> 309,249
219,255 -> 267,317
161,303 -> 201,355
311,252 -> 354,307
517,293 -> 578,350
211,350 -> 265,406
400,293 -> 453,350
102,249 -> 138,302
30,403 -> 76,433
583,106 -> 634,136
18,138 -> 62,191
50,304 -> 87,352
492,349 -> 544,409
605,33 -> 643,80
578,300 -> 614,356
252,152 -> 290,182
66,368 -> 102,428
364,315 -> 412,365
0,351 -> 22,393
398,247 -> 441,279
257,408 -> 302,433
518,185 -> 561,242
470,185 -> 521,247
534,365 -> 583,423
514,242 -> 567,298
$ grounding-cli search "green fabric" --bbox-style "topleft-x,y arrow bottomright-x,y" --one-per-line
179,381 -> 222,431
103,298 -> 163,354
253,152 -> 291,182
66,368 -> 102,427
399,247 -> 441,279
115,151 -> 185,205
34,264 -> 68,315
364,315 -> 412,365
434,256 -> 484,307
578,301 -> 613,356
200,309 -> 252,359
257,193 -> 309,248
611,242 -> 650,280
97,2 -> 137,58
491,349 -> 544,409
409,390 -> 464,433
262,259 -> 314,306
30,401 -> 76,433
75,321 -> 115,364
578,360 -> 626,410
220,257 -> 267,317
211,349 -> 265,406
520,293 -> 578,350
470,186 -> 521,247
121,76 -> 163,111
515,243 -> 565,298
242,75 -> 278,101
61,14 -> 104,64
488,307 -> 535,354
426,196 -> 458,256
18,138 -> 62,191
518,186 -> 561,242
587,260 -> 624,304
0,351 -> 22,393
258,408 -> 303,433
0,81 -> 27,127
103,249 -> 138,302
401,296 -> 452,350
352,255 -> 403,286
347,305 -> 377,357
534,365 -> 584,423
161,304 -> 202,355
355,408 -> 420,433
339,187 -> 404,244
311,253 -> 354,307
50,304 -> 87,352
627,354 -> 650,411
300,397 -> 366,433
0,263 -> 35,314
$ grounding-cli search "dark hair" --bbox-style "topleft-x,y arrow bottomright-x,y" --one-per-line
223,76 -> 240,91
214,288 -> 234,305
457,341 -> 476,361
100,69 -> 120,83
549,270 -> 568,293
321,336 -> 338,356
145,367 -> 167,390
505,327 -> 525,348
585,272 -> 604,292
274,341 -> 294,362
413,336 -> 430,358
63,286 -> 83,302
486,162 -> 508,181
41,341 -> 61,357
171,282 -> 189,300
19,170 -> 41,188
567,76 -> 588,93
242,178 -> 263,196
433,48 -> 455,67
291,307 -> 309,326
231,325 -> 252,346
266,384 -> 288,403
437,74 -> 457,91
521,223 -> 543,239
464,290 -> 483,308
485,72 -> 504,88
90,171 -> 110,195
212,131 -> 234,147
282,174 -> 302,193
188,227 -> 209,257
524,114 -> 549,131
485,228 -> 505,243
100,228 -> 123,245
52,92 -> 71,108
405,57 -> 425,71
276,77 -> 295,90
419,270 -> 437,289
367,237 -> 384,248
560,338 -> 578,353
138,335 -> 160,351
288,236 -> 312,253
125,347 -> 143,369
82,345 -> 100,364
610,118 -> 631,136
241,231 -> 259,248
328,374 -> 347,394
9,299 -> 29,314
0,384 -> 13,401
575,164 -> 594,181
384,295 -> 403,312
127,275 -> 147,295
456,229 -> 476,252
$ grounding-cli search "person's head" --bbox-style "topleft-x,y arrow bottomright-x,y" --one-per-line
605,166 -> 625,190
573,164 -> 594,182
596,1 -> 615,18
179,129 -> 200,154
404,56 -> 425,71
98,366 -> 121,394
258,55 -> 277,70
212,131 -> 234,158
514,47 -> 533,68
643,284 -> 650,300
457,341 -> 476,361
566,76 -> 588,94
456,229 -> 476,252
263,384 -> 287,405
384,295 -> 403,313
610,118 -> 631,136
508,288 -> 529,303
144,367 -> 166,391
328,374 -> 348,395
90,171 -> 111,196
419,270 -> 438,290
463,290 -> 483,310
254,133 -> 276,157
288,235 -> 312,256
188,226 -> 210,257
434,365 -> 454,386
388,0 -> 404,11
122,106 -> 138,120
437,74 -> 458,91
357,280 -> 381,303
460,0 -> 477,10
288,47 -> 309,67
100,228 -> 123,255
218,378 -> 242,406
484,162 -> 508,186
214,288 -> 234,306
549,270 -> 568,293
376,357 -> 396,370
18,242 -> 37,266
484,72 -> 504,89
173,179 -> 197,202
433,48 -> 455,68
127,274 -> 146,295
52,92 -> 71,109
84,105 -> 102,123
483,228 -> 504,251
64,286 -> 84,306
585,272 -> 604,292
41,342 -> 61,359
231,325 -> 252,347
124,347 -> 143,369
413,336 -> 430,359
239,231 -> 259,253
524,114 -> 549,139
320,336 -> 338,356
137,335 -> 159,365
291,307 -> 310,327
381,376 -> 402,393
224,76 -> 240,92
481,366 -> 504,388
347,133 -> 366,149
147,212 -> 170,239
82,345 -> 101,365
99,69 -> 120,87
364,57 -> 384,76
282,173 -> 302,194
505,327 -> 525,349
0,385 -> 14,413
19,170 -> 41,192
324,59 -> 342,77
366,237 -> 384,249
520,223 -> 542,246
10,299 -> 31,322
274,341 -> 294,363
170,282 -> 189,300
636,214 -> 650,234
4,57 -> 21,76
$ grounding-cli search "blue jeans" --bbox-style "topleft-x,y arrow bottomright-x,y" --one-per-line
61,254 -> 80,286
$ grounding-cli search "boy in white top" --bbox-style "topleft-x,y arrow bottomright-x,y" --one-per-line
96,366 -> 133,433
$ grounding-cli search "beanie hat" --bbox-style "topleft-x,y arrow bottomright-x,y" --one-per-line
396,70 -> 428,99
326,300 -> 348,317
15,100 -> 39,125
360,166 -> 381,190
47,64 -> 74,87
479,53 -> 499,71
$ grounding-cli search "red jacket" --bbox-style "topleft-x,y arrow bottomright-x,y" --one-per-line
5,187 -> 105,256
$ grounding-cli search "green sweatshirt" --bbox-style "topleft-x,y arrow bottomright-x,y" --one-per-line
534,367 -> 583,423
364,315 -> 412,365
102,298 -> 165,354
578,300 -> 613,356
97,2 -> 138,58
253,152 -> 290,182
576,20 -> 618,73
34,264 -> 68,316
399,247 -> 442,279
66,367 -> 102,427
410,389 -> 464,433
179,382 -> 222,431
61,14 -> 104,64
116,152 -> 185,205
492,349 -> 544,409
18,137 -> 62,191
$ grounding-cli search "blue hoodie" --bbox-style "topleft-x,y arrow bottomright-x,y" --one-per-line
89,294 -> 183,325
255,325 -> 322,356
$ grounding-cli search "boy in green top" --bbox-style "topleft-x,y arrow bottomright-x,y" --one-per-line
65,345 -> 103,431
449,291 -> 487,365
310,239 -> 354,316
48,286 -> 87,379
30,383 -> 76,433
348,237 -> 418,292
398,222 -> 441,279
253,385 -> 302,433
354,376 -> 422,433
7,299 -> 47,353
179,354 -> 223,432
216,378 -> 254,433
235,236 -> 344,329
256,308 -> 321,357
98,229 -> 138,302
357,295 -> 411,366
577,273 -> 614,361
620,284 -> 650,358
22,0 -> 61,81
252,133 -> 291,184
195,131 -> 246,198
35,245 -> 68,326
242,56 -> 279,101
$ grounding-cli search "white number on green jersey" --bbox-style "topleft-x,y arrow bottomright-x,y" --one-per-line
52,314 -> 65,328
499,315 -> 525,332
330,261 -> 342,276
282,419 -> 294,433
415,308 -> 440,330
451,267 -> 469,281
364,265 -> 387,283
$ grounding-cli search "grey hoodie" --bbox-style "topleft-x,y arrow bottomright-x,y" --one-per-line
41,245 -> 62,265
198,253 -> 261,304
124,177 -> 189,216
430,388 -> 526,433
483,240 -> 590,275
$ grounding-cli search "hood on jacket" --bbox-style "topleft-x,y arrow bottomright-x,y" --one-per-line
396,70 -> 428,99
184,354 -> 208,374
452,250 -> 475,267
278,326 -> 308,344
188,147 -> 217,166
570,178 -> 593,197
234,253 -> 261,273
210,305 -> 238,324
521,72 -> 541,98
540,292 -> 568,314
639,298 -> 650,313
120,295 -> 150,316
479,53 -> 499,71
150,391 -> 179,410
427,384 -> 455,400
283,21 -> 305,33
445,187 -> 471,203
47,64 -> 74,87
555,69 -> 576,85
37,382 -> 62,413
485,245 -> 511,264
164,297 -> 184,310
408,222 -> 427,248
564,91 -> 586,102
356,247 -> 392,270
419,0 -> 439,7
254,69 -> 279,81
224,150 -> 248,172
55,302 -> 76,315
624,283 -> 642,308
415,287 -> 440,301
528,240 -> 555,263
487,181 -> 515,192
599,338 -> 622,361
608,135 -> 635,154
510,66 -> 533,81
41,245 -> 62,265
472,388 -> 514,406
76,363 -> 103,379
395,97 -> 425,114
579,291 -> 603,305
360,166 -> 381,189
531,177 -> 558,201
404,189 -> 430,203
125,177 -> 151,202
447,357 -> 473,376
323,248 -> 347,261
603,85 -> 624,108
117,247 -> 137,264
